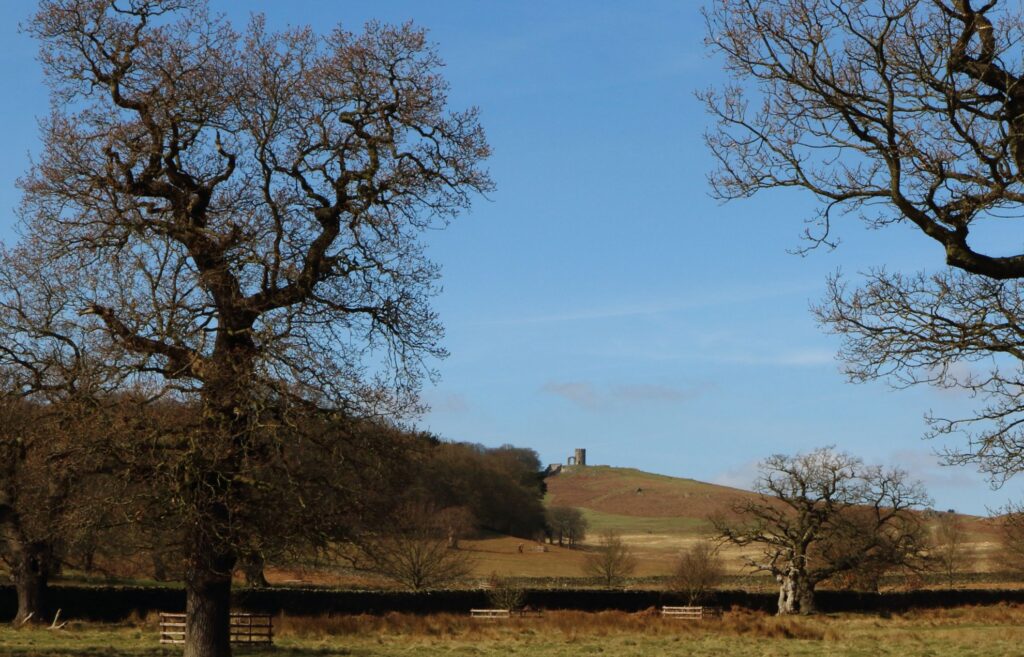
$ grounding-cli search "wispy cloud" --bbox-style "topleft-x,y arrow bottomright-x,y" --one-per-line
542,381 -> 705,411
593,337 -> 837,369
481,281 -> 820,327
716,348 -> 836,367
886,449 -> 979,493
543,382 -> 602,409
484,301 -> 682,326
617,383 -> 701,403
711,459 -> 761,491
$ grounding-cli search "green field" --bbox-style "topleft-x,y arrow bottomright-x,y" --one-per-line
581,508 -> 711,535
5,607 -> 1024,657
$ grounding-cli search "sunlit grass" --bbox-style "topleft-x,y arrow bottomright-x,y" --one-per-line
5,606 -> 1024,657
581,508 -> 710,535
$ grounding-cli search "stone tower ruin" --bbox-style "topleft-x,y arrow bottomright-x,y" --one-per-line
567,448 -> 587,466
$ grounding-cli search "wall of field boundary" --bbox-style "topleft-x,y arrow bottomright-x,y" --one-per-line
5,585 -> 1024,622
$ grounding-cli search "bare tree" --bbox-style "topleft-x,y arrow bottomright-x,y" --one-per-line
0,250 -> 125,625
486,572 -> 526,611
704,0 -> 1024,479
997,502 -> 1024,574
817,270 -> 1024,483
0,396 -> 58,626
582,531 -> 638,587
670,540 -> 725,606
931,511 -> 973,588
351,501 -> 475,591
436,506 -> 475,549
15,1 -> 491,654
0,389 -> 118,625
714,448 -> 930,615
705,0 -> 1024,274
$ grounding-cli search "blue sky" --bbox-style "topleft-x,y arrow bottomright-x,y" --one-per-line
2,0 -> 1021,514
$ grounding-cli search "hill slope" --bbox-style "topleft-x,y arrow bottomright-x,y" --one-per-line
537,465 -> 761,569
546,465 -> 754,519
540,464 -> 1003,576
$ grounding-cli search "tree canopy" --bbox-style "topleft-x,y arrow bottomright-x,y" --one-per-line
9,1 -> 492,653
714,448 -> 930,614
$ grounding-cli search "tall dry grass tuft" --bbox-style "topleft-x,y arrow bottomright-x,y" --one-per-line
718,610 -> 826,640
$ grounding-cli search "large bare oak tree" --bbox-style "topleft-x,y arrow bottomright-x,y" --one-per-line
15,1 -> 491,655
714,448 -> 929,614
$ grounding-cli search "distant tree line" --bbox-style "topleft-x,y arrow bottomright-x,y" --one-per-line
408,439 -> 548,540
343,438 -> 549,590
0,387 -> 549,613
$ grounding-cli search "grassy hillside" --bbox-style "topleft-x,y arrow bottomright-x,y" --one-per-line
251,465 -> 1009,584
535,464 -> 1006,578
537,465 -> 759,574
17,464 -> 1010,587
545,465 -> 756,526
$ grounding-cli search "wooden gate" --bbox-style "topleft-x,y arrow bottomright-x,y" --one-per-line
159,612 -> 273,645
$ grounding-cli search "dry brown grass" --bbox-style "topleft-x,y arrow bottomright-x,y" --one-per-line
268,603 -> 1024,645
545,466 -> 754,520
271,608 -> 854,642
10,604 -> 1024,657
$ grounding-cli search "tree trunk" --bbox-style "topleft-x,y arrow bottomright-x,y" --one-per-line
2,506 -> 51,626
184,551 -> 236,657
776,568 -> 816,615
11,541 -> 50,625
797,581 -> 816,614
241,553 -> 269,588
152,551 -> 169,582
182,344 -> 255,656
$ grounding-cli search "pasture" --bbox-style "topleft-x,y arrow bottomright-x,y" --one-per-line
240,465 -> 1007,589
4,606 -> 1024,657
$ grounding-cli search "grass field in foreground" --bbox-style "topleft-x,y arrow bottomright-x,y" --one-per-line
5,606 -> 1024,657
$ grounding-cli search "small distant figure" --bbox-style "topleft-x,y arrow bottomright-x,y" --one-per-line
517,543 -> 524,553
636,487 -> 643,494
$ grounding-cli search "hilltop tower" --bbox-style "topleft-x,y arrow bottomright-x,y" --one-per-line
567,448 -> 587,466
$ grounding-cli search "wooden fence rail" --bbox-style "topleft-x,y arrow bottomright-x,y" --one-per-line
660,605 -> 722,620
159,612 -> 273,645
470,608 -> 511,619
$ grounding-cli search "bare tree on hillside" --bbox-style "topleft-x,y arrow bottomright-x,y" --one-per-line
715,448 -> 930,614
997,502 -> 1024,574
15,1 -> 490,654
932,512 -> 974,588
704,0 -> 1024,480
670,540 -> 725,606
351,501 -> 475,591
582,531 -> 638,587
